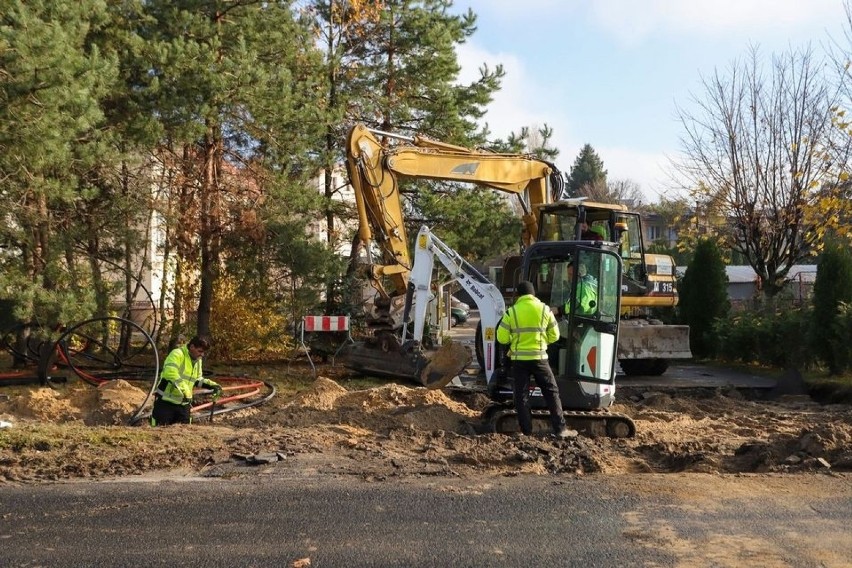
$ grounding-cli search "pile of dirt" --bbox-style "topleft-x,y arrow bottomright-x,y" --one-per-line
289,377 -> 348,410
228,378 -> 479,439
1,369 -> 851,483
89,380 -> 149,425
11,388 -> 82,422
0,380 -> 149,427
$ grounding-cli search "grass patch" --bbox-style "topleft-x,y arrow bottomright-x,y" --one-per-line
0,423 -> 152,452
0,427 -> 66,452
801,370 -> 852,404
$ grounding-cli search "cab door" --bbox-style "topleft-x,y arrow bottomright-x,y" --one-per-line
561,247 -> 622,384
523,243 -> 622,386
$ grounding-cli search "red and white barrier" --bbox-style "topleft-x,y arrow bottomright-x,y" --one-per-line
302,315 -> 350,333
299,315 -> 354,377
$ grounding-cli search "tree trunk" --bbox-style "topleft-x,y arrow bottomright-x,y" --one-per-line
196,126 -> 222,338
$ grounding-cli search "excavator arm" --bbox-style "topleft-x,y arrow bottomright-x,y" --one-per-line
346,123 -> 562,303
337,224 -> 506,389
400,225 -> 507,384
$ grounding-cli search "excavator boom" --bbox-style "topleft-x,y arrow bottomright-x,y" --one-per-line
346,123 -> 561,304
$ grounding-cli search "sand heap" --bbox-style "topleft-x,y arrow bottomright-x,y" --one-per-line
1,380 -> 148,426
88,380 -> 149,425
263,376 -> 479,433
11,388 -> 81,422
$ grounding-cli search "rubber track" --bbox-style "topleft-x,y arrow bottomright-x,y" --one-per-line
486,407 -> 636,438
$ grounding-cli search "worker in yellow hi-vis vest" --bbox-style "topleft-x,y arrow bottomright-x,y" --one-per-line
496,281 -> 575,439
151,335 -> 222,426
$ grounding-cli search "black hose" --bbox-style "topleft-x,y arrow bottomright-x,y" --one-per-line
49,316 -> 159,389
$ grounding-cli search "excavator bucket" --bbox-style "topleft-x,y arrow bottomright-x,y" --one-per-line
418,342 -> 470,389
337,337 -> 470,390
336,338 -> 421,382
620,323 -> 692,359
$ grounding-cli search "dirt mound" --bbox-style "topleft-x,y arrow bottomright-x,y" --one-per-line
11,388 -> 82,422
289,376 -> 348,410
88,380 -> 149,425
1,367 -> 851,483
255,378 -> 477,433
1,380 -> 149,427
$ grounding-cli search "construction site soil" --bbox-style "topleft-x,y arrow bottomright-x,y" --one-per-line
0,361 -> 850,484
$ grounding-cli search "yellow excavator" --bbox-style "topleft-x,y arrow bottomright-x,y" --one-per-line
520,198 -> 692,375
342,123 -> 691,382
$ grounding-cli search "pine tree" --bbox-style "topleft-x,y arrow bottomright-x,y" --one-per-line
328,1 -> 515,265
137,1 -> 326,341
679,239 -> 730,358
416,188 -> 523,260
0,0 -> 120,332
566,144 -> 607,198
351,0 -> 502,144
497,124 -> 560,163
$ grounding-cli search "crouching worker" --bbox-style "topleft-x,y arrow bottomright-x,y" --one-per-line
151,335 -> 222,426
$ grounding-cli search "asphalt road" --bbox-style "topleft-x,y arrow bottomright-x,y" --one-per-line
617,362 -> 779,390
2,474 -> 850,567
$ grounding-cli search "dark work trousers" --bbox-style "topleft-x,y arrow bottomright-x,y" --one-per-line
511,358 -> 566,435
151,398 -> 192,426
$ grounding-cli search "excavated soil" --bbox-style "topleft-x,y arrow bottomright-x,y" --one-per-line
0,362 -> 851,483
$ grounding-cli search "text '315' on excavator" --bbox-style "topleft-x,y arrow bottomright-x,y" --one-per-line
338,123 -> 690,381
339,225 -> 636,438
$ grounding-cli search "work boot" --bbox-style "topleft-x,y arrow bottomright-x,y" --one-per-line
553,428 -> 578,439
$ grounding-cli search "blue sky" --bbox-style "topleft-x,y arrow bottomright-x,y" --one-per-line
452,0 -> 849,203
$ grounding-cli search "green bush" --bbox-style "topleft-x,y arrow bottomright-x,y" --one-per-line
679,239 -> 730,358
760,306 -> 812,369
715,306 -> 813,369
715,311 -> 761,363
828,302 -> 852,372
811,243 -> 852,374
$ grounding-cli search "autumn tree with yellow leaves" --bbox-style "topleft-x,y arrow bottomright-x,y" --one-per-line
675,45 -> 852,297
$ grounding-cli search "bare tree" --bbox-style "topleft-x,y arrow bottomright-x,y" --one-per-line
825,1 -> 852,243
675,45 -> 851,297
580,178 -> 646,208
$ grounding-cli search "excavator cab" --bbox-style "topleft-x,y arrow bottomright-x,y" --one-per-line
534,244 -> 621,408
537,199 -> 647,286
484,240 -> 636,437
489,241 -> 623,410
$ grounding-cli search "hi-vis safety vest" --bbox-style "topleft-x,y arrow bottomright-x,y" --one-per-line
496,295 -> 559,360
563,277 -> 598,315
156,345 -> 216,405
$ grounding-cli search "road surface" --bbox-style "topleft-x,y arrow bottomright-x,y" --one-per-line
2,473 -> 850,567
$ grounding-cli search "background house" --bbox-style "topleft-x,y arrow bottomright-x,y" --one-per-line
642,210 -> 679,248
677,264 -> 817,310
